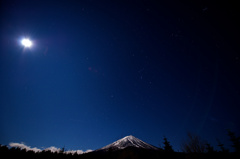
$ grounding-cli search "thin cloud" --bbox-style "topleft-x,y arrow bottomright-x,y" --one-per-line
9,142 -> 92,154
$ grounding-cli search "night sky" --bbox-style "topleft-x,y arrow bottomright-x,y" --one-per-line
1,0 -> 239,152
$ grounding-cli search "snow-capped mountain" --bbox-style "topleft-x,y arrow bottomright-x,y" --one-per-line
97,135 -> 158,151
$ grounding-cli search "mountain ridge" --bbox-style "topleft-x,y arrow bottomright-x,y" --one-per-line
96,135 -> 158,151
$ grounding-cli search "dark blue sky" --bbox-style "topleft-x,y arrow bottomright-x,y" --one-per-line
1,0 -> 239,151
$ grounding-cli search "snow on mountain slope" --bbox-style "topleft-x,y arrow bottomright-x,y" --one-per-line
97,135 -> 158,151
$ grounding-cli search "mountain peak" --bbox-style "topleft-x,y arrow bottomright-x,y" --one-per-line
97,135 -> 158,151
126,135 -> 134,138
122,135 -> 135,140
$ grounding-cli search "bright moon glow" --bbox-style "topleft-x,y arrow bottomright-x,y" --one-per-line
21,38 -> 32,47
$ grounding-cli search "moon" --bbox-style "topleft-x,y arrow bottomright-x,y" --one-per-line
21,38 -> 32,47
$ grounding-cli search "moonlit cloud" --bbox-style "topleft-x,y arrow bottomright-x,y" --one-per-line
9,142 -> 92,154
9,142 -> 41,153
44,146 -> 61,153
65,150 -> 84,154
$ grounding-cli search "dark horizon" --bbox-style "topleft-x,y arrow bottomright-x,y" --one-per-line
2,130 -> 240,151
1,0 -> 239,153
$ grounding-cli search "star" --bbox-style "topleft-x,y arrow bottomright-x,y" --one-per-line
21,38 -> 32,48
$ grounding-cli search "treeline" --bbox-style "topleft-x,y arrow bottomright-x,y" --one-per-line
179,130 -> 240,154
1,131 -> 239,159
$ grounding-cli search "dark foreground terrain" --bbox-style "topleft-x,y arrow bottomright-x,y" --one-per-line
1,145 -> 239,159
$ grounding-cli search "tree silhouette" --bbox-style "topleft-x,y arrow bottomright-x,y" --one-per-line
163,136 -> 174,152
205,143 -> 215,153
217,139 -> 229,153
228,130 -> 240,153
181,133 -> 206,153
60,146 -> 65,153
